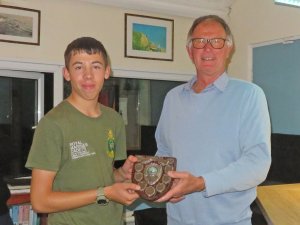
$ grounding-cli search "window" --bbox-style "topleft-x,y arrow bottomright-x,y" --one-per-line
0,70 -> 53,177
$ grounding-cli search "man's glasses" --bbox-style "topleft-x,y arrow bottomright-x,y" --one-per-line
190,38 -> 228,49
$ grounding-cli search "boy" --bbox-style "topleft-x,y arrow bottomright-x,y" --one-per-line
26,37 -> 140,225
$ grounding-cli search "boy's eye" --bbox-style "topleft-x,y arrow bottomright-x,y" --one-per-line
93,64 -> 102,70
74,65 -> 82,70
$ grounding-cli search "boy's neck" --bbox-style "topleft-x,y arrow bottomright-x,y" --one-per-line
67,96 -> 101,118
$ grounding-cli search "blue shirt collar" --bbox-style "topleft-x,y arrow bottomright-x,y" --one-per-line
184,72 -> 229,93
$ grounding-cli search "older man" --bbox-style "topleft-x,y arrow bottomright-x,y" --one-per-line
155,15 -> 271,225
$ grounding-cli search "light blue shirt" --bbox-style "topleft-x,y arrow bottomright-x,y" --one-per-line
155,73 -> 271,225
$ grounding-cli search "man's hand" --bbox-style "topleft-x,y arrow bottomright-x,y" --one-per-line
156,171 -> 205,203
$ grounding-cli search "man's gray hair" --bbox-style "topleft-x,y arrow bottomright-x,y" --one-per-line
186,15 -> 233,48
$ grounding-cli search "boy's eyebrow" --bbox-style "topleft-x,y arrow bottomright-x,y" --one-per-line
71,61 -> 83,67
91,61 -> 104,65
71,60 -> 104,66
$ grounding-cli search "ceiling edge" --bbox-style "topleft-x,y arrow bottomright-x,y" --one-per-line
79,0 -> 230,19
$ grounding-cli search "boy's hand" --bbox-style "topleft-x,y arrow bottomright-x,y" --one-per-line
104,182 -> 140,206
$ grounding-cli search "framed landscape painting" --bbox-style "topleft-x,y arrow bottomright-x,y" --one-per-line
125,13 -> 174,61
0,5 -> 41,45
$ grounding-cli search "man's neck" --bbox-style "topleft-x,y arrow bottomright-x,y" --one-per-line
193,73 -> 222,93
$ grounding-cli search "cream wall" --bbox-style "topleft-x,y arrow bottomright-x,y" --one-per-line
228,0 -> 300,81
3,0 -> 300,86
0,0 -> 195,77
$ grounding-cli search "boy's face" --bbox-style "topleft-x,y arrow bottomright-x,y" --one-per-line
63,51 -> 110,102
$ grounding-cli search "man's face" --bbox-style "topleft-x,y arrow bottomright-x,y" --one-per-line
63,51 -> 110,102
187,20 -> 233,78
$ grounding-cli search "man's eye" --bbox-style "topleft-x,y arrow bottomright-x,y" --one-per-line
212,39 -> 222,43
74,66 -> 82,70
195,39 -> 205,43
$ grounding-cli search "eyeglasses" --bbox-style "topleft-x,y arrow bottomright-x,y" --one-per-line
190,38 -> 228,49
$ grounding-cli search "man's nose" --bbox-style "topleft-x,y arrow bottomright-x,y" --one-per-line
203,41 -> 214,51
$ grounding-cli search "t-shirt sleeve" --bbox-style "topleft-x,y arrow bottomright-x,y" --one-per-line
25,117 -> 63,172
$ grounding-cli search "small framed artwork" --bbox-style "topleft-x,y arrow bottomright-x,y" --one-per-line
125,13 -> 174,61
0,5 -> 41,45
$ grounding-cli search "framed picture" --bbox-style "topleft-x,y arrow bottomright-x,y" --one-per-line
125,13 -> 174,61
0,5 -> 41,45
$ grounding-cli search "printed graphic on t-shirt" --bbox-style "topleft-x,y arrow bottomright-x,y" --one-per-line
69,141 -> 95,160
107,129 -> 115,158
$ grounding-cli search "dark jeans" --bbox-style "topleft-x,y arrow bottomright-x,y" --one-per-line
0,212 -> 13,225
134,208 -> 167,225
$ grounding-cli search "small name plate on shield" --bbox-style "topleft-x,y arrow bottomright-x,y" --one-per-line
132,155 -> 177,201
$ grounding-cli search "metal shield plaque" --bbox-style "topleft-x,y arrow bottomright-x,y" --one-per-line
132,155 -> 177,201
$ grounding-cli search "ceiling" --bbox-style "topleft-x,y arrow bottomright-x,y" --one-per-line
79,0 -> 236,18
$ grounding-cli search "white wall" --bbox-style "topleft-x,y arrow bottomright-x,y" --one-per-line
228,0 -> 300,81
0,0 -> 195,76
2,0 -> 300,87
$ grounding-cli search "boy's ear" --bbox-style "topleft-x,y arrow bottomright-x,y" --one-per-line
63,67 -> 71,81
104,66 -> 111,79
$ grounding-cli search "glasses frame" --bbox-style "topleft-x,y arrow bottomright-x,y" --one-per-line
190,38 -> 228,49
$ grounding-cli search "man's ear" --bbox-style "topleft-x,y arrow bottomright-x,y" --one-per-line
225,44 -> 234,60
104,66 -> 111,80
186,45 -> 194,63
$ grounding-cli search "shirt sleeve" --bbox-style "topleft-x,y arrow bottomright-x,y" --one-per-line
25,117 -> 63,172
203,86 -> 271,197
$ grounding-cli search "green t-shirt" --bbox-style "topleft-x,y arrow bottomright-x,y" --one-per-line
26,100 -> 126,225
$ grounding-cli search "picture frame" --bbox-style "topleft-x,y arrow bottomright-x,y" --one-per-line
0,5 -> 41,45
125,13 -> 174,61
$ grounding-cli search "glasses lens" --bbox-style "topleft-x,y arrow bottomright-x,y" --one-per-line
192,38 -> 206,49
191,38 -> 226,49
210,38 -> 225,49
